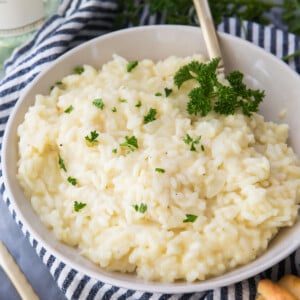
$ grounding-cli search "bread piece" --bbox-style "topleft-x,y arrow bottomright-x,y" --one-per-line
278,275 -> 300,300
257,278 -> 297,300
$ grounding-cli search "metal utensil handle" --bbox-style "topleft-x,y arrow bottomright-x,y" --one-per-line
193,0 -> 224,70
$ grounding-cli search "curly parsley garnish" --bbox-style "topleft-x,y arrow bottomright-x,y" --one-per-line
93,98 -> 104,110
183,214 -> 198,223
74,201 -> 86,212
85,130 -> 99,145
112,107 -> 117,112
67,176 -> 77,186
143,108 -> 157,124
174,57 -> 264,116
58,154 -> 67,172
133,203 -> 147,213
120,135 -> 138,152
127,61 -> 138,72
64,105 -> 74,113
183,134 -> 202,152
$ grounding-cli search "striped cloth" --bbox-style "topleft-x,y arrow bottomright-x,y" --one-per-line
1,0 -> 300,299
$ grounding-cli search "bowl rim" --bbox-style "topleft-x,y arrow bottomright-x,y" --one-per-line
2,24 -> 300,294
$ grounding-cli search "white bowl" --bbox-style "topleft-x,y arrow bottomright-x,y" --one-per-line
2,25 -> 300,294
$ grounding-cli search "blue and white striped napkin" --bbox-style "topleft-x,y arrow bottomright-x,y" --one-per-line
0,1 -> 300,299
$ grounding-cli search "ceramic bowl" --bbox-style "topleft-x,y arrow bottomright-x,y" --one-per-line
2,25 -> 300,294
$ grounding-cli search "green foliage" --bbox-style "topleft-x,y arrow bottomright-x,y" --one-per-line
174,58 -> 264,117
115,0 -> 300,35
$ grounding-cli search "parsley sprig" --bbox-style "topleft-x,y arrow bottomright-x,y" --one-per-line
120,135 -> 138,152
74,201 -> 86,212
174,57 -> 264,117
143,108 -> 157,124
184,134 -> 202,152
85,130 -> 99,145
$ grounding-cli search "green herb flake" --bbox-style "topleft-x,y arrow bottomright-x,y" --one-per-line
143,108 -> 157,124
135,100 -> 142,108
74,201 -> 86,212
50,81 -> 63,91
155,92 -> 162,96
184,134 -> 202,152
174,57 -> 264,116
120,135 -> 138,153
64,105 -> 74,113
58,154 -> 67,172
119,98 -> 127,103
164,88 -> 173,97
112,148 -> 118,154
127,60 -> 138,72
73,66 -> 84,75
183,214 -> 198,223
92,98 -> 105,110
85,130 -> 99,145
132,203 -> 147,213
112,107 -> 117,112
155,168 -> 165,173
67,176 -> 77,186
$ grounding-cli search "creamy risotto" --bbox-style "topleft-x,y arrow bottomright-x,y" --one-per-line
17,54 -> 300,282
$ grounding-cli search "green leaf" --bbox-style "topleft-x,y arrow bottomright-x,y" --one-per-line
74,201 -> 86,212
143,108 -> 157,124
85,130 -> 99,145
127,61 -> 138,72
67,176 -> 77,186
73,66 -> 84,75
58,154 -> 67,172
92,98 -> 105,110
183,214 -> 198,223
64,105 -> 74,114
120,135 -> 138,152
132,203 -> 147,213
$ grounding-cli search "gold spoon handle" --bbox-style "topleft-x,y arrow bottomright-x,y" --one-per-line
193,0 -> 224,70
0,241 -> 39,300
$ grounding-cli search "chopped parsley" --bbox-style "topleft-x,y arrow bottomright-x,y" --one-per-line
112,148 -> 118,154
119,98 -> 127,103
74,201 -> 86,212
143,108 -> 157,124
85,130 -> 99,145
132,203 -> 147,213
92,98 -> 104,110
174,57 -> 264,116
183,134 -> 202,152
155,92 -> 162,96
58,154 -> 67,172
127,60 -> 138,72
164,88 -> 172,97
50,81 -> 63,91
64,105 -> 74,113
135,100 -> 142,108
120,135 -> 138,152
155,168 -> 165,173
67,176 -> 77,186
112,107 -> 117,112
73,66 -> 84,75
183,214 -> 198,223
